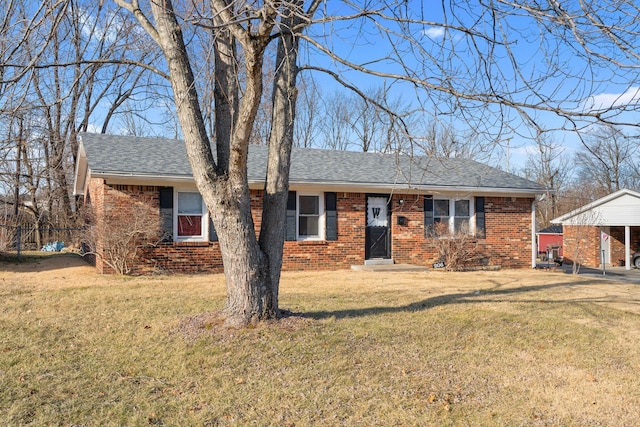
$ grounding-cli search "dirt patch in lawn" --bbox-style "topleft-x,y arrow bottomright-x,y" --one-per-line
0,252 -> 98,282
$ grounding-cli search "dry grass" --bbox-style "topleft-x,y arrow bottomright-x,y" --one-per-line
1,253 -> 640,426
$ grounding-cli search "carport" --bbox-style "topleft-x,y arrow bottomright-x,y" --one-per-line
552,189 -> 640,270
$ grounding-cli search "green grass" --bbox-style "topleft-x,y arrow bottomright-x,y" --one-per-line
1,260 -> 640,425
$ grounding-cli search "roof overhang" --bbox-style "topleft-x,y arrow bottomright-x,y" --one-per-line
552,188 -> 640,226
79,171 -> 543,198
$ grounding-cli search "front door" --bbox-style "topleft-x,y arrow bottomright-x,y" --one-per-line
365,195 -> 391,260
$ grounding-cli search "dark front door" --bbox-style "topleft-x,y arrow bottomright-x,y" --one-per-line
365,195 -> 391,260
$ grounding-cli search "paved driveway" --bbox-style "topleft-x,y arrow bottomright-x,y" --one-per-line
561,264 -> 640,283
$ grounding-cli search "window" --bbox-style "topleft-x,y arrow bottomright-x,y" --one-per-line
176,191 -> 207,241
286,191 -> 334,241
454,199 -> 470,232
429,197 -> 474,235
434,199 -> 450,228
298,195 -> 320,238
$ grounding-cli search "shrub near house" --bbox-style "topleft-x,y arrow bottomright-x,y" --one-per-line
74,133 -> 545,274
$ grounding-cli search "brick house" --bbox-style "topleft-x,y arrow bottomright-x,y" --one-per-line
73,133 -> 545,274
552,189 -> 640,269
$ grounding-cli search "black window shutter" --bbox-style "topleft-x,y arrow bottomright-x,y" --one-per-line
285,191 -> 297,241
424,195 -> 434,237
475,196 -> 485,238
159,187 -> 173,242
325,192 -> 338,241
209,217 -> 218,242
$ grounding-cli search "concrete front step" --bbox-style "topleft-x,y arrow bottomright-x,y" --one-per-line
363,258 -> 394,266
351,263 -> 430,272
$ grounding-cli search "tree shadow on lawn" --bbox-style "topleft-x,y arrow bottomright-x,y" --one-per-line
0,251 -> 90,273
302,278 -> 640,320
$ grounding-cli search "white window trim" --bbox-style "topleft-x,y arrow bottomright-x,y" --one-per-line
434,197 -> 475,235
297,192 -> 325,241
174,188 -> 209,242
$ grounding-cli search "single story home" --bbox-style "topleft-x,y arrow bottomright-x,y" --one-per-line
73,133 -> 545,274
552,188 -> 640,269
536,225 -> 563,259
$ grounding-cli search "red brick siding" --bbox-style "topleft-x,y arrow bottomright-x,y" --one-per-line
283,192 -> 365,270
88,179 -> 534,273
391,195 -> 534,269
563,225 -> 600,267
595,226 -> 640,266
85,179 -> 161,274
481,197 -> 534,268
557,226 -> 640,268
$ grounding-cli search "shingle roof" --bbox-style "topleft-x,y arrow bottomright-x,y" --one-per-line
77,133 -> 544,194
537,225 -> 562,234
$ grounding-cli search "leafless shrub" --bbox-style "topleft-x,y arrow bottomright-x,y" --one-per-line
0,225 -> 15,252
81,195 -> 162,275
431,222 -> 483,271
563,211 -> 603,275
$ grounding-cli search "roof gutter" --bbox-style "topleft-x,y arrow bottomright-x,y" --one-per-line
86,171 -> 543,197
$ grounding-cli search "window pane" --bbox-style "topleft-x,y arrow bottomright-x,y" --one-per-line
455,200 -> 470,217
299,216 -> 319,236
178,215 -> 202,236
454,218 -> 469,233
299,195 -> 319,215
178,192 -> 202,214
434,200 -> 449,216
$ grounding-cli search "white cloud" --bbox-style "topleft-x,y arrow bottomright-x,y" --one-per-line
584,86 -> 640,112
423,27 -> 445,39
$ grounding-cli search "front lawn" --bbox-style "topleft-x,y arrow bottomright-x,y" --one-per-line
1,254 -> 639,425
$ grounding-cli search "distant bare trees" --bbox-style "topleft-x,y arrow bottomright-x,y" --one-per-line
0,1 -> 161,231
525,132 -> 570,228
575,125 -> 640,198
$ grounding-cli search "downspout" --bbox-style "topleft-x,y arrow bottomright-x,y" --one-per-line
531,200 -> 537,268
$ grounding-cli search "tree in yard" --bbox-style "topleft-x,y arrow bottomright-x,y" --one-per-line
110,0 -> 640,327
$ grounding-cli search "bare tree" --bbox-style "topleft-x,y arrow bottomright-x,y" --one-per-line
293,75 -> 322,148
525,132 -> 570,228
319,90 -> 354,150
412,120 -> 492,161
0,0 -> 164,230
575,125 -> 639,197
82,193 -> 162,275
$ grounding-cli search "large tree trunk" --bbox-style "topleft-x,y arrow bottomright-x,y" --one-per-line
139,0 -> 281,327
259,0 -> 304,313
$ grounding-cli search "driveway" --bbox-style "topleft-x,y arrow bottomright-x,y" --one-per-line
561,264 -> 640,284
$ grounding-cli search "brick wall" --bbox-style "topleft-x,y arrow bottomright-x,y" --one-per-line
391,194 -> 534,269
563,225 -> 600,267
88,179 -> 535,273
85,179 -> 161,274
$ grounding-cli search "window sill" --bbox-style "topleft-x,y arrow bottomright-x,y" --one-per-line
174,241 -> 210,247
295,240 -> 328,246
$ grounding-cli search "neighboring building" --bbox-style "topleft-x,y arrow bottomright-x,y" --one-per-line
73,133 -> 545,274
552,189 -> 640,269
537,225 -> 563,259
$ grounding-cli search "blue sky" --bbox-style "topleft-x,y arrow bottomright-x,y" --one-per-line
86,1 -> 640,173
297,1 -> 640,171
